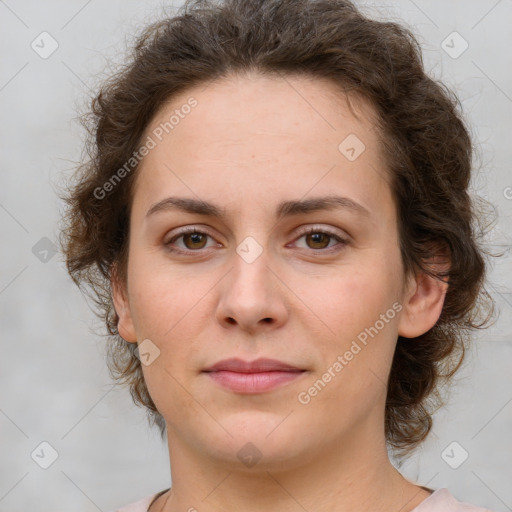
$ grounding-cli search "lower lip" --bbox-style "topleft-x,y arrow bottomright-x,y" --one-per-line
204,370 -> 305,393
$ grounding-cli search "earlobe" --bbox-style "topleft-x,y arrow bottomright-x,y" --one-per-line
397,269 -> 449,339
110,265 -> 138,343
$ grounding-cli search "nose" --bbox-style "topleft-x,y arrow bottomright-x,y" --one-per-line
215,244 -> 289,335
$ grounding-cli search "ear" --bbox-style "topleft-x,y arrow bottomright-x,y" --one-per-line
397,247 -> 450,339
110,264 -> 138,343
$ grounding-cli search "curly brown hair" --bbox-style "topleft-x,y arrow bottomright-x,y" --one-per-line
58,0 -> 497,458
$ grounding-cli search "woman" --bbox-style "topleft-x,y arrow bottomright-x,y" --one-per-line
59,0 -> 497,510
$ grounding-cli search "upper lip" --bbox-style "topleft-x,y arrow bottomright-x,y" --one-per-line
203,358 -> 304,373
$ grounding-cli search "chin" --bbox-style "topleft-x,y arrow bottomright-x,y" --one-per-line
191,413 -> 316,471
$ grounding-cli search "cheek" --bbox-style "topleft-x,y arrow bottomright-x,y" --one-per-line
126,251 -> 196,335
314,263 -> 398,336
299,272 -> 399,432
128,278 -> 170,336
305,257 -> 401,402
140,357 -> 204,438
127,260 -> 214,368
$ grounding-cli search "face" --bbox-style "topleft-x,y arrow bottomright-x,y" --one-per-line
112,72 -> 445,470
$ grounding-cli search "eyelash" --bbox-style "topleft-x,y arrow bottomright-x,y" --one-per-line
163,226 -> 348,255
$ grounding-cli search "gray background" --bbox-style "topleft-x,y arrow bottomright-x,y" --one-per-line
1,0 -> 511,511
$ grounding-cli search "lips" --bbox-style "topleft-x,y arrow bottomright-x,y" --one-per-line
202,358 -> 306,393
203,357 -> 304,373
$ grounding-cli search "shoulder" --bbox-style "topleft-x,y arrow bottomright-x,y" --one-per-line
110,487 -> 494,512
111,491 -> 164,512
413,488 -> 495,512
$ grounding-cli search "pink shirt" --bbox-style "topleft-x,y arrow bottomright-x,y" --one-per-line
113,488 -> 494,512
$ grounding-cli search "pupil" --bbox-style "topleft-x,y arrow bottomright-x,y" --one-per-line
309,233 -> 328,248
187,233 -> 205,248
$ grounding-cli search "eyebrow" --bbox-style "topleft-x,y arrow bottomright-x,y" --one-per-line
145,195 -> 371,221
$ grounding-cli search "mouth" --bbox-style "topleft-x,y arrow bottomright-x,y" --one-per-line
202,358 -> 307,393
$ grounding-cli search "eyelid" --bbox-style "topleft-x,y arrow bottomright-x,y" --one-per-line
288,225 -> 349,251
164,224 -> 349,254
164,225 -> 219,246
292,224 -> 348,240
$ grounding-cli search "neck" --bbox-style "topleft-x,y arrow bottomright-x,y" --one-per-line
155,419 -> 430,512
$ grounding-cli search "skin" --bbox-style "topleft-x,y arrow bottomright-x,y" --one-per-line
111,71 -> 448,512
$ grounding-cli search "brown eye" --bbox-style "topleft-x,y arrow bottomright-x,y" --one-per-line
164,228 -> 217,253
305,232 -> 331,249
292,227 -> 348,253
182,232 -> 208,250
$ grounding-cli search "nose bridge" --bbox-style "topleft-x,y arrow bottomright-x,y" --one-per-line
235,234 -> 266,267
230,233 -> 272,296
216,232 -> 288,331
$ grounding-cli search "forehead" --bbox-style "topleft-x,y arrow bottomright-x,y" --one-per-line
144,71 -> 380,147
132,71 -> 391,223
